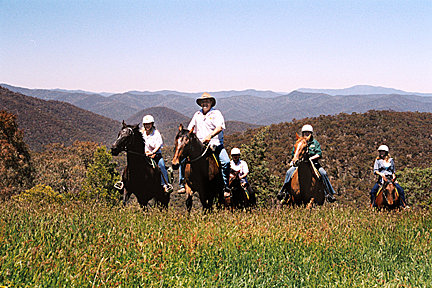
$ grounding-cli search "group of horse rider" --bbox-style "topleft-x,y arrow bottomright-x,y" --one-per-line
139,92 -> 407,208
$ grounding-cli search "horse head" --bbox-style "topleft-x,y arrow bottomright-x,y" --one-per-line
382,180 -> 398,206
292,133 -> 311,167
111,121 -> 141,156
172,124 -> 197,169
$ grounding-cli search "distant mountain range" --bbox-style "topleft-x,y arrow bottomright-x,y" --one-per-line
0,87 -> 258,151
3,84 -> 432,125
297,85 -> 432,97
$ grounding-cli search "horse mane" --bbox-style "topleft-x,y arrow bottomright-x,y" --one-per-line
128,124 -> 145,152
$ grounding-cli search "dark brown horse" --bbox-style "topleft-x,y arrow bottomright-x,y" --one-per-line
374,179 -> 400,210
171,124 -> 224,212
111,121 -> 170,208
281,133 -> 325,208
227,170 -> 256,210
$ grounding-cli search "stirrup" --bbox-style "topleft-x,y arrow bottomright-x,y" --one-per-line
114,181 -> 124,190
164,184 -> 173,193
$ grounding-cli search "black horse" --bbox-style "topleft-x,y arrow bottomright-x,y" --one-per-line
228,170 -> 256,210
111,121 -> 170,208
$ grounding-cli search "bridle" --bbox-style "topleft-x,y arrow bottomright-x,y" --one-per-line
175,132 -> 210,164
114,126 -> 154,166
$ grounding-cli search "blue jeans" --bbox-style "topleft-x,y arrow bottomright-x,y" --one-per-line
279,165 -> 335,195
178,145 -> 230,188
154,153 -> 169,186
319,167 -> 335,195
179,159 -> 186,188
370,182 -> 406,206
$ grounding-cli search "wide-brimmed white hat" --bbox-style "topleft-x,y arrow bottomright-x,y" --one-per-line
196,92 -> 216,107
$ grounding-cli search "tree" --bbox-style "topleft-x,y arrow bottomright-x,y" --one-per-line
240,126 -> 279,206
80,146 -> 121,203
0,111 -> 34,199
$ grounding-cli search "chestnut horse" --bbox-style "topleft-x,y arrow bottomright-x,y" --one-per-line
111,121 -> 170,208
171,124 -> 224,212
374,179 -> 400,210
281,133 -> 325,208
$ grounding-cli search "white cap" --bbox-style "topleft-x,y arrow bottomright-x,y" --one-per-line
378,145 -> 389,152
231,147 -> 241,155
142,115 -> 155,124
301,124 -> 313,133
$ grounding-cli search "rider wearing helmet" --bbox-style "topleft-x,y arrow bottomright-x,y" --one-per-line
141,115 -> 173,193
230,148 -> 249,184
230,147 -> 255,201
370,145 -> 407,207
277,124 -> 336,202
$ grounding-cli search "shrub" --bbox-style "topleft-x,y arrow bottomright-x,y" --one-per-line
17,184 -> 64,204
31,141 -> 99,198
80,146 -> 121,203
397,167 -> 432,208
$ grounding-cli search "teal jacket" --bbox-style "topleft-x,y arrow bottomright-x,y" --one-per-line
291,138 -> 322,160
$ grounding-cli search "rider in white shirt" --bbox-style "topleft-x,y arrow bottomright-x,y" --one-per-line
141,115 -> 172,193
230,147 -> 249,184
178,92 -> 231,196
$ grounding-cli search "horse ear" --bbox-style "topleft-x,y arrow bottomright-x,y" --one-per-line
306,134 -> 312,141
296,132 -> 300,140
189,126 -> 194,135
133,123 -> 140,130
178,124 -> 183,131
122,120 -> 126,128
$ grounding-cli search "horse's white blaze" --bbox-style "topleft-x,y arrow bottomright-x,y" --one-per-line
294,142 -> 302,159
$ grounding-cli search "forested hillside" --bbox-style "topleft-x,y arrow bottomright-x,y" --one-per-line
0,86 -> 120,151
226,110 -> 432,206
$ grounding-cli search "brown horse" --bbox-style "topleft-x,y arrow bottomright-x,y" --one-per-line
227,170 -> 256,210
281,133 -> 325,208
111,121 -> 170,208
171,124 -> 224,212
374,179 -> 400,210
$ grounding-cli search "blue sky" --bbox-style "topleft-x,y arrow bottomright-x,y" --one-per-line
1,0 -> 431,93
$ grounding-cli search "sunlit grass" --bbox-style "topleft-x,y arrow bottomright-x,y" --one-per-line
1,202 -> 431,287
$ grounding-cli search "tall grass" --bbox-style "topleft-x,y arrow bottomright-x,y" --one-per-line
1,202 -> 431,287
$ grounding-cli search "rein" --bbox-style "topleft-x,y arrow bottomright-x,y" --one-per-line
125,149 -> 156,168
187,144 -> 210,163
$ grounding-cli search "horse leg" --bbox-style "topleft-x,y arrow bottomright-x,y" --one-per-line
123,190 -> 132,206
184,184 -> 193,212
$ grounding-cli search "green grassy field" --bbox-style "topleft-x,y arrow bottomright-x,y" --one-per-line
1,202 -> 431,287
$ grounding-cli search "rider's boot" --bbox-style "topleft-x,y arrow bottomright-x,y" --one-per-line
277,183 -> 288,201
224,187 -> 232,198
325,193 -> 336,203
